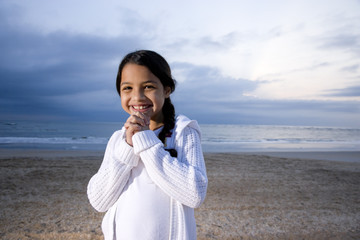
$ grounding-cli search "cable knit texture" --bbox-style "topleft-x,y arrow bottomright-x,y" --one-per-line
87,115 -> 208,240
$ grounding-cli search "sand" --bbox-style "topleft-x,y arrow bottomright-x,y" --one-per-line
0,150 -> 359,239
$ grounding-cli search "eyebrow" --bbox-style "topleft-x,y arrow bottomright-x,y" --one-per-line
120,80 -> 158,86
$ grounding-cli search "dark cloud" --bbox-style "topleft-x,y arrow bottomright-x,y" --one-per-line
0,7 -> 142,121
174,95 -> 360,127
324,85 -> 360,97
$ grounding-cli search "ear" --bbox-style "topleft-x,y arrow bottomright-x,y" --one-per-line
164,86 -> 171,98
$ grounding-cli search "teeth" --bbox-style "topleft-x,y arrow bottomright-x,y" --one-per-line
133,106 -> 148,110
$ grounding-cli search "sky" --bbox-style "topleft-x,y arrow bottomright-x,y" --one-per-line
0,0 -> 360,127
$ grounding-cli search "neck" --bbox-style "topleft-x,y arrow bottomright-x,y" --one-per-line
149,120 -> 164,131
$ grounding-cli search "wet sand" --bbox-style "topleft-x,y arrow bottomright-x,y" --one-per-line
0,150 -> 359,239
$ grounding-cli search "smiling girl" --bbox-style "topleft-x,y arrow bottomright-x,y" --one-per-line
87,50 -> 208,240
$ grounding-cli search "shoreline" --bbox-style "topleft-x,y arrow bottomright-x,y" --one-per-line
0,148 -> 104,159
1,149 -> 359,239
243,151 -> 360,163
0,148 -> 359,163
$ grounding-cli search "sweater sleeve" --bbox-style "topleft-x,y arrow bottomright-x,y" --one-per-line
132,127 -> 208,208
87,130 -> 139,212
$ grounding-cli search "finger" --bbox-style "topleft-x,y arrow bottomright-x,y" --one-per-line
142,113 -> 150,126
127,122 -> 143,132
134,112 -> 146,126
134,113 -> 147,126
126,114 -> 145,126
137,112 -> 150,126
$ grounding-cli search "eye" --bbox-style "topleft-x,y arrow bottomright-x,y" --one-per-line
121,86 -> 132,91
144,85 -> 155,89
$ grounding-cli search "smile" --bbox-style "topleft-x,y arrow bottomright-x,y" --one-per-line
132,105 -> 152,111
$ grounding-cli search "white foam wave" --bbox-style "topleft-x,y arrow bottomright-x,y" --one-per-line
0,136 -> 109,145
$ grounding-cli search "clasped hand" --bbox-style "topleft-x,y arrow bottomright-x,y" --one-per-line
124,112 -> 150,146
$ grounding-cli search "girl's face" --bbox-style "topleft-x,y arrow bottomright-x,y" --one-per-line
120,63 -> 171,129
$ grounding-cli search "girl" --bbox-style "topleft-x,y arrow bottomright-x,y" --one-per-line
87,50 -> 208,240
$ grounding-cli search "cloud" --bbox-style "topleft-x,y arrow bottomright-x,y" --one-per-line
317,23 -> 360,58
175,95 -> 360,127
171,62 -> 359,125
341,64 -> 359,73
171,62 -> 258,103
324,85 -> 360,97
194,32 -> 240,50
320,34 -> 359,50
0,9 -> 142,121
169,62 -> 360,127
0,1 -> 359,127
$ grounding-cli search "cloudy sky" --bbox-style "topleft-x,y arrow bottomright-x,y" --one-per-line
1,0 -> 359,127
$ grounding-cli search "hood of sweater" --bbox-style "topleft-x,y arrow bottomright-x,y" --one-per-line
174,115 -> 201,142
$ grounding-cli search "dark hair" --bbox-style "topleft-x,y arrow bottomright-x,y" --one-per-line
116,50 -> 177,148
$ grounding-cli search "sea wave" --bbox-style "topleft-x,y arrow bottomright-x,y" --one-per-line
0,136 -> 109,145
201,138 -> 360,144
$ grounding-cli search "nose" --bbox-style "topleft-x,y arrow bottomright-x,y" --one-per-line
132,88 -> 146,101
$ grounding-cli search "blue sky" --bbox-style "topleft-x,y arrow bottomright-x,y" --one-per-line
0,0 -> 359,127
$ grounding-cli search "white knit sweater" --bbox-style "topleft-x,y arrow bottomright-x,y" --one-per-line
87,115 -> 208,240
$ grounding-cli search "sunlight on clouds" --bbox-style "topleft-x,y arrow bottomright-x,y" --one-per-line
160,0 -> 360,102
241,1 -> 360,101
250,64 -> 360,101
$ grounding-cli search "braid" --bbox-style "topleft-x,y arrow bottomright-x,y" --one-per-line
158,98 -> 175,143
159,98 -> 177,157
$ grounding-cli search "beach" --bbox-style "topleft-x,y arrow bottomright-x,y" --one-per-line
0,149 -> 359,239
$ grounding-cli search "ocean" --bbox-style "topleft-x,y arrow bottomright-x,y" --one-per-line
1,121 -> 359,153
